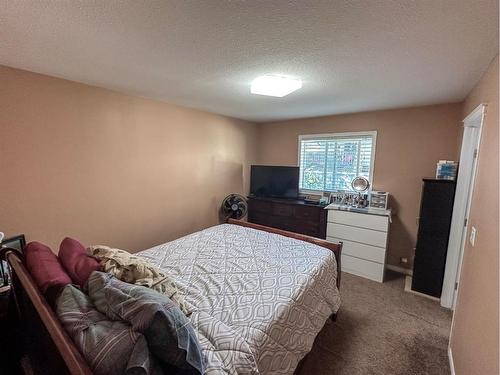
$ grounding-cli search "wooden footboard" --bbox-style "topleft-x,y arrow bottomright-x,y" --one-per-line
227,218 -> 343,288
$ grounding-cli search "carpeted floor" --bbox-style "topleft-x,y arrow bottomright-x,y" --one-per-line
297,271 -> 453,375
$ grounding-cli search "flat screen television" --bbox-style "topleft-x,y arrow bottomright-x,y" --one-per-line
250,165 -> 299,199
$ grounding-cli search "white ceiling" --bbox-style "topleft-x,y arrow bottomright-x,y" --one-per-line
1,1 -> 498,122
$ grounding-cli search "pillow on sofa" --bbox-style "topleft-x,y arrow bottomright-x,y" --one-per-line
59,237 -> 101,288
24,241 -> 72,306
88,271 -> 205,374
56,284 -> 162,375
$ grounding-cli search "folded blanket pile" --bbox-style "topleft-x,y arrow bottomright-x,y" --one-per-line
57,271 -> 205,375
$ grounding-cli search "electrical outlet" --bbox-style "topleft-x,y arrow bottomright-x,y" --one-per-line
469,226 -> 477,246
400,257 -> 408,264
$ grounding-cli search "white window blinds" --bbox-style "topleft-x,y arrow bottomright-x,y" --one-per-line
299,132 -> 376,192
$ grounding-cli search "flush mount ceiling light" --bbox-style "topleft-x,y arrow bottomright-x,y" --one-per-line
250,74 -> 302,97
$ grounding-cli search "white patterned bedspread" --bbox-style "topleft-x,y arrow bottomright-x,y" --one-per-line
137,224 -> 341,375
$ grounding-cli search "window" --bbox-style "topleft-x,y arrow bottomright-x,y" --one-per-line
298,131 -> 376,192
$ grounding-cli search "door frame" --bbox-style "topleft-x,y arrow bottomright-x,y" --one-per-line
440,103 -> 486,309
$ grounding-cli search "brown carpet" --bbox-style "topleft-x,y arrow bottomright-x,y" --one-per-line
297,271 -> 452,375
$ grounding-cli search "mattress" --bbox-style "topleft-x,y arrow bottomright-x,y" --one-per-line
137,223 -> 341,375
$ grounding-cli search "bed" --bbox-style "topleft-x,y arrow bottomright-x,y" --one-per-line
1,219 -> 342,375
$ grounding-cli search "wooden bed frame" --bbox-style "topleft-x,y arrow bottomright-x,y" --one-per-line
1,220 -> 342,375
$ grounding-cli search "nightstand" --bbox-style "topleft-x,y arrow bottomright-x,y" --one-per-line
0,288 -> 10,320
0,288 -> 18,374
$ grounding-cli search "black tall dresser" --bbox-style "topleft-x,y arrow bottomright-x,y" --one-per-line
412,179 -> 456,297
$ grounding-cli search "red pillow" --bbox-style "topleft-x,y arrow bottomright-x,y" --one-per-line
58,237 -> 101,287
24,241 -> 72,305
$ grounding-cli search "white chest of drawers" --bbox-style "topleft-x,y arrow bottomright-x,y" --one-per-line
326,208 -> 390,282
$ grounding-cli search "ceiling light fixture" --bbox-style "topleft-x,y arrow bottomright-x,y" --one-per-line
250,74 -> 302,97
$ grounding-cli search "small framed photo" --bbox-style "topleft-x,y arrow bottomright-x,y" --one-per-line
0,234 -> 26,290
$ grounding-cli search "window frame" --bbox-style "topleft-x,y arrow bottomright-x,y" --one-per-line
297,130 -> 378,194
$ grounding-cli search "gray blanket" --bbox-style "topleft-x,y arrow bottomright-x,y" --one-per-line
57,271 -> 205,375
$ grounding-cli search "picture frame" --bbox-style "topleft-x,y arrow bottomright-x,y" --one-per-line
0,234 -> 26,291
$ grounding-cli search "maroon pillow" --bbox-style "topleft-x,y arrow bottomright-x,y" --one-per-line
58,237 -> 101,288
24,241 -> 72,305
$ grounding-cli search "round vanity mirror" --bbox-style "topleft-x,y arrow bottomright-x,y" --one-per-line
351,176 -> 370,192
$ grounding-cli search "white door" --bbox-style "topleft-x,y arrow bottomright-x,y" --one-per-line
441,104 -> 485,309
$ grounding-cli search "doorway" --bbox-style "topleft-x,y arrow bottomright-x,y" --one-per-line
441,104 -> 486,309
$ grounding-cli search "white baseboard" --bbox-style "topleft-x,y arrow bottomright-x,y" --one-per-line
448,346 -> 455,375
386,264 -> 413,276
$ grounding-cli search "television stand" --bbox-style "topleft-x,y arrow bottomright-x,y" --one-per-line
247,196 -> 327,239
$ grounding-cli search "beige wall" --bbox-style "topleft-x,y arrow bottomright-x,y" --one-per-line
0,65 -> 257,252
1,57 -> 498,375
450,55 -> 499,375
256,104 -> 462,268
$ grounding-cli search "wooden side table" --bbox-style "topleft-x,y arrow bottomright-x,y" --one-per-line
0,234 -> 26,290
0,288 -> 19,374
0,289 -> 9,320
0,237 -> 24,375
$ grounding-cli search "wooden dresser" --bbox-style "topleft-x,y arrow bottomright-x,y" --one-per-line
247,196 -> 327,239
